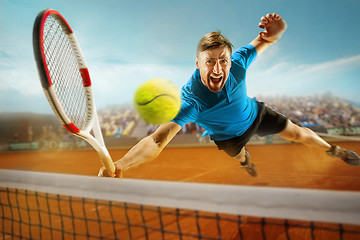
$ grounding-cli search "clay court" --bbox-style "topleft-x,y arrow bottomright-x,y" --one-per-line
1,141 -> 360,190
1,141 -> 360,239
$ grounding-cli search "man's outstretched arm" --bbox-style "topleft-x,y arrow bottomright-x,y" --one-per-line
99,121 -> 182,177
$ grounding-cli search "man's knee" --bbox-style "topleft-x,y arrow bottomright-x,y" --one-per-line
278,120 -> 303,141
233,147 -> 247,162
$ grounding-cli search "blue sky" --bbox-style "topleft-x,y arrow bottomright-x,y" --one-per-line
1,0 -> 359,113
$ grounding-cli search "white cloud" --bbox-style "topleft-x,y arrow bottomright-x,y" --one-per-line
0,59 -> 42,96
247,53 -> 360,100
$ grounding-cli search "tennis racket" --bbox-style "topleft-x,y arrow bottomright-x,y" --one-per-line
32,9 -> 115,175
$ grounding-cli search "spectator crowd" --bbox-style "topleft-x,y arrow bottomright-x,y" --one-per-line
257,95 -> 360,128
5,94 -> 359,150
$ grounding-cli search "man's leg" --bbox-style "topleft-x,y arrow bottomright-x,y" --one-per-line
276,119 -> 330,149
276,120 -> 359,166
233,147 -> 258,177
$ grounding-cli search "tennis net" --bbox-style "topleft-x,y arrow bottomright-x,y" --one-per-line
1,169 -> 359,240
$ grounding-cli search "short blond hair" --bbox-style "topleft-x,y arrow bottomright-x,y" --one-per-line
196,31 -> 233,57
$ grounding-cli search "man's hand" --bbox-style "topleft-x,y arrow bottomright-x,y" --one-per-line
98,165 -> 123,178
258,13 -> 287,43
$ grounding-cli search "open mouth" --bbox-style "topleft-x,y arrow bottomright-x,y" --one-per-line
210,76 -> 223,84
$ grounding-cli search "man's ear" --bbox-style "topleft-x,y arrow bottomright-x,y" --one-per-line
196,58 -> 199,69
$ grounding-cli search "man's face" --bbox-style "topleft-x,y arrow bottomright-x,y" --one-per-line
196,46 -> 231,93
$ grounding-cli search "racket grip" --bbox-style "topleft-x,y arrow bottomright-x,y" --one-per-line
80,130 -> 116,175
98,149 -> 116,174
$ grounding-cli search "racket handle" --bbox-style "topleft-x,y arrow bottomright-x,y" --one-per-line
84,132 -> 116,174
98,148 -> 116,174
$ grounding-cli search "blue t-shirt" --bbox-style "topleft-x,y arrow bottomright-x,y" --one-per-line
172,45 -> 258,140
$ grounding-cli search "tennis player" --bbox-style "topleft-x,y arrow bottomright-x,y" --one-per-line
99,13 -> 359,178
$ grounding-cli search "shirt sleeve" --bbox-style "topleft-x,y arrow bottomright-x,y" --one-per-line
231,44 -> 257,70
171,98 -> 198,127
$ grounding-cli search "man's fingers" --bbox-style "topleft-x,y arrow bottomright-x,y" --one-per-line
98,166 -> 123,178
261,16 -> 268,24
263,13 -> 281,23
259,31 -> 268,39
98,168 -> 104,176
266,13 -> 273,20
259,13 -> 283,30
98,167 -> 114,177
260,14 -> 274,29
259,16 -> 269,29
115,168 -> 123,178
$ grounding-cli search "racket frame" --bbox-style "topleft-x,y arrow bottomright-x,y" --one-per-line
33,9 -> 115,174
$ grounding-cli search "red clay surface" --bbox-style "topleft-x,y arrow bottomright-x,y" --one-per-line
1,142 -> 359,191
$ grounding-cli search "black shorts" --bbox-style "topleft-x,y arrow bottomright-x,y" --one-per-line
214,102 -> 288,157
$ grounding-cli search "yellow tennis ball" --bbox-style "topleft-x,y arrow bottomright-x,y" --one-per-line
134,78 -> 181,124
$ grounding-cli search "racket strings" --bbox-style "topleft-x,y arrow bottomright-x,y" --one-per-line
43,15 -> 89,130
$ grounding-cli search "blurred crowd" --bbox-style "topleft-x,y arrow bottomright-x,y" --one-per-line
257,95 -> 360,128
6,95 -> 360,150
98,105 -> 138,138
